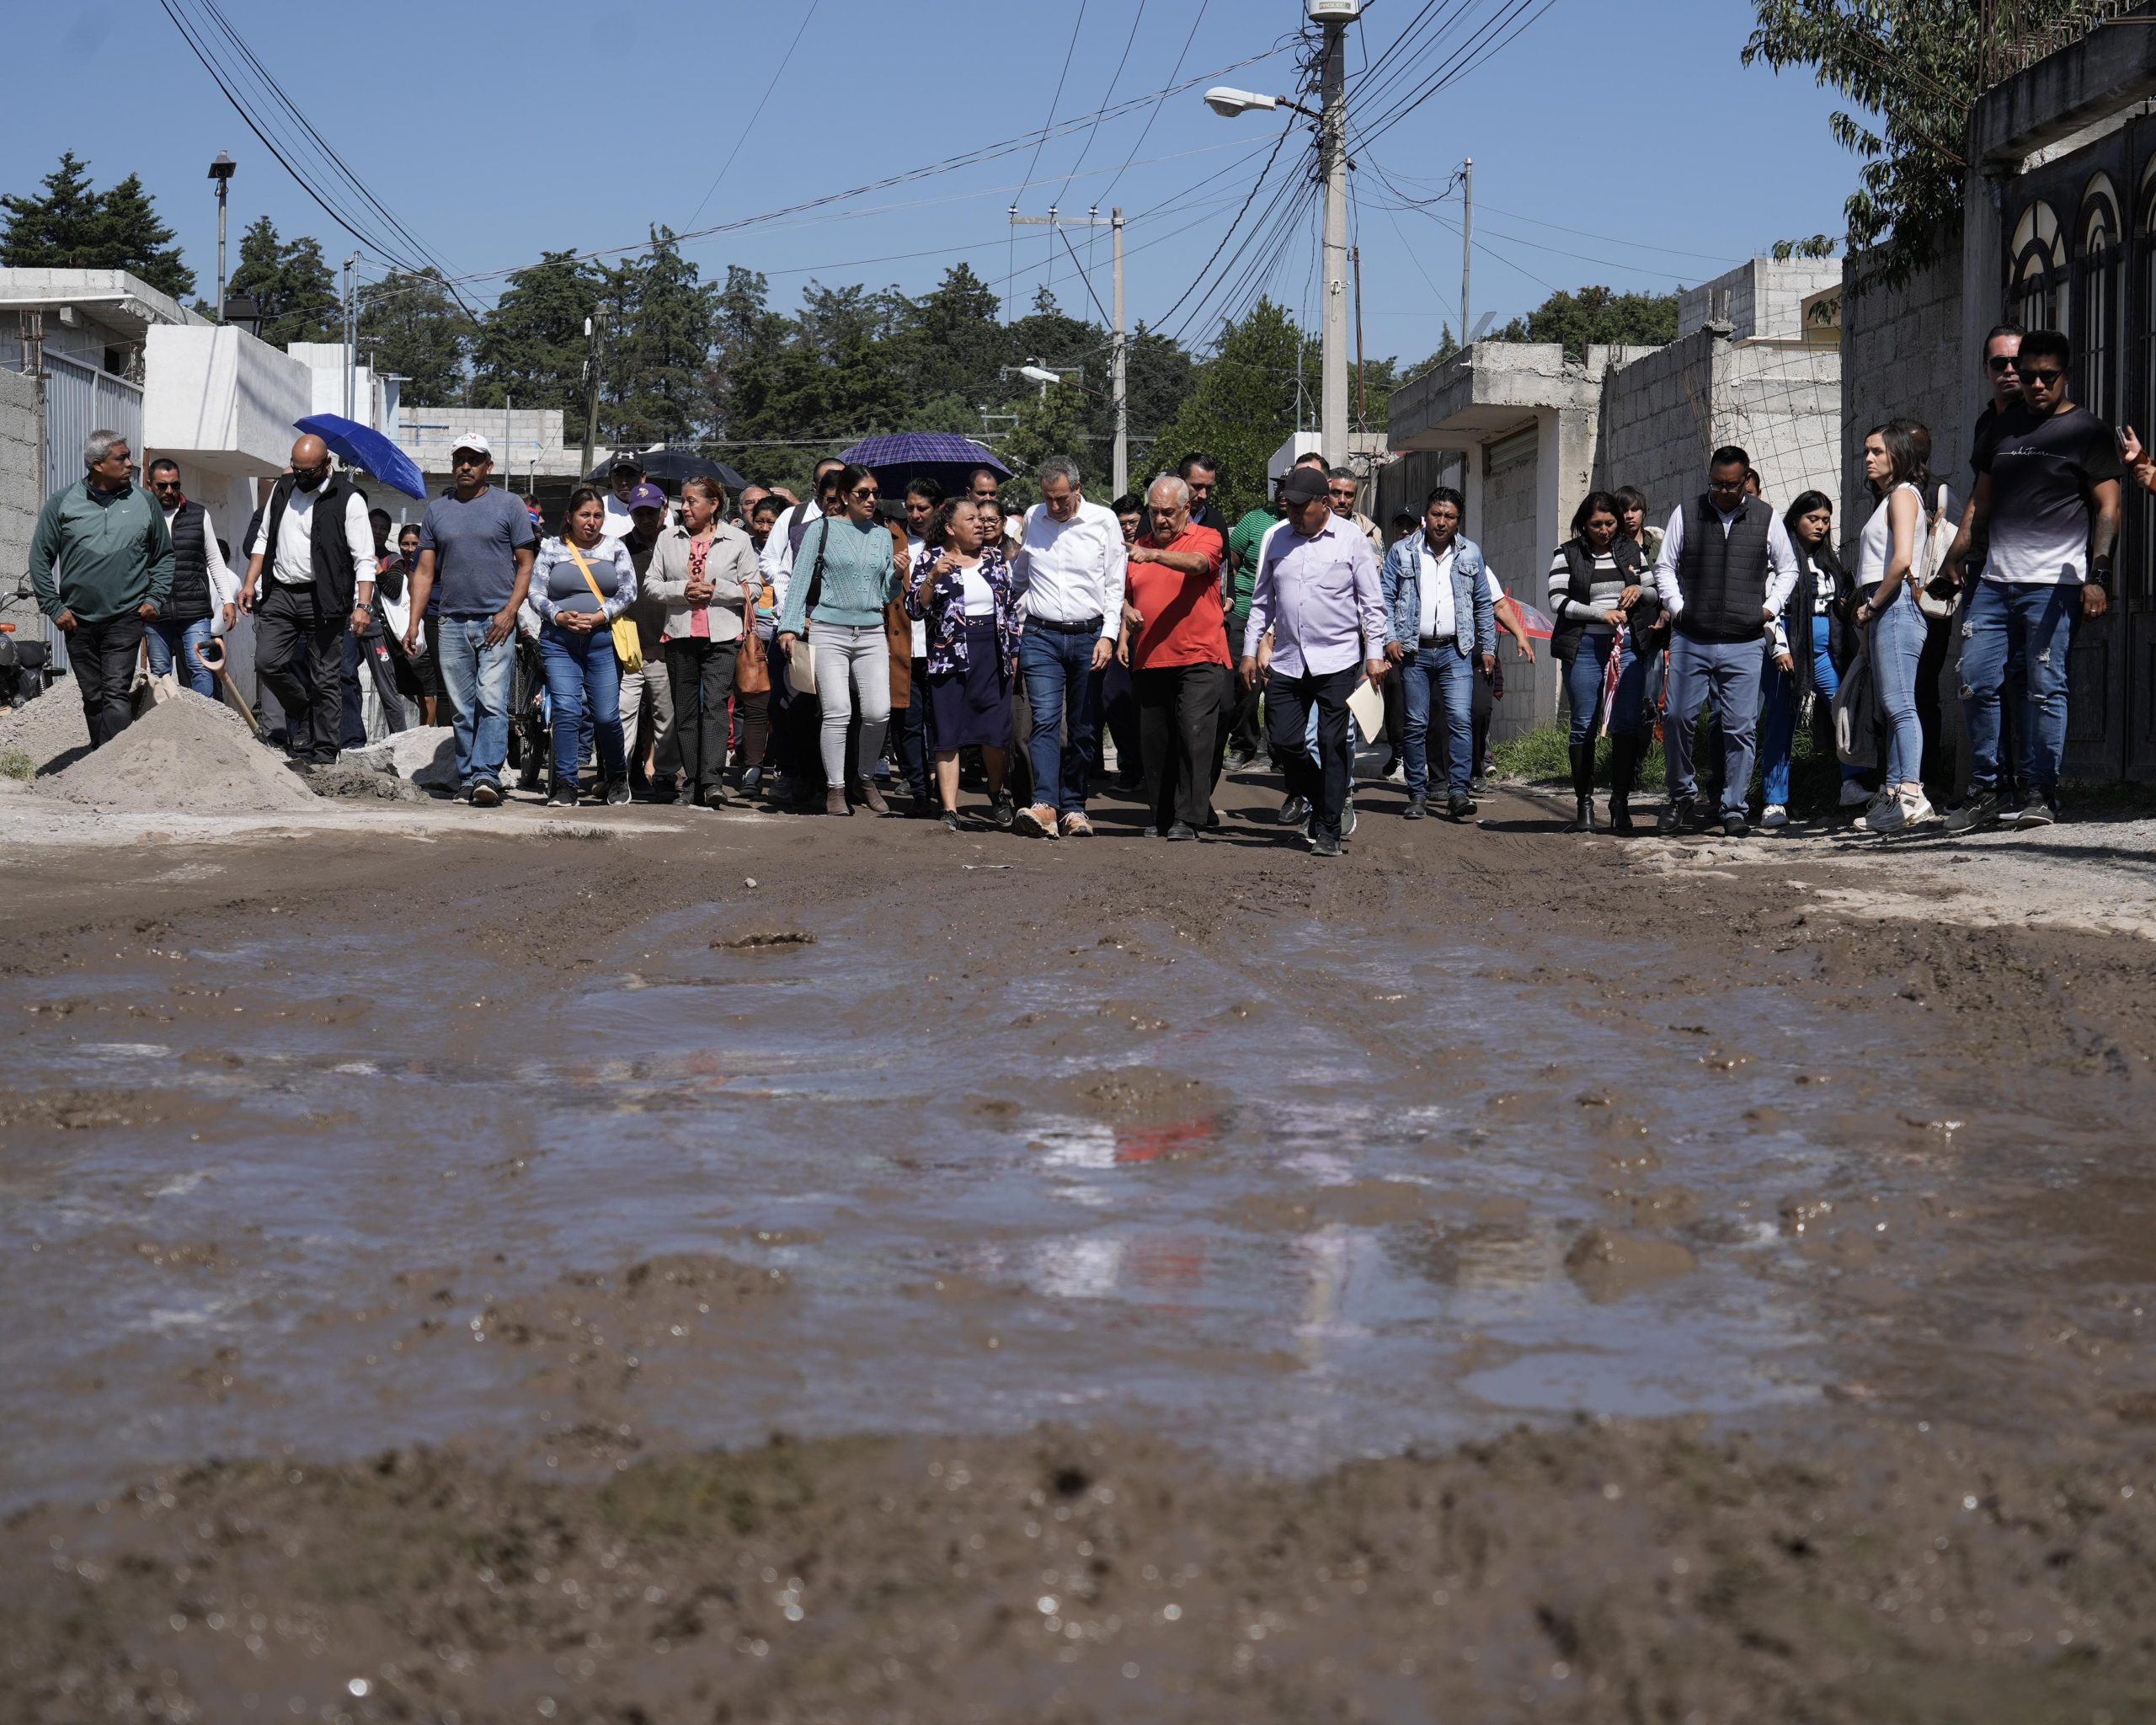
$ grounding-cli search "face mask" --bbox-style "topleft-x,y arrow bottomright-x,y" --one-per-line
295,467 -> 327,493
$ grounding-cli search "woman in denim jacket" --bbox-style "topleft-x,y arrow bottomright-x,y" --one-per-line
1379,485 -> 1496,820
904,498 -> 1024,830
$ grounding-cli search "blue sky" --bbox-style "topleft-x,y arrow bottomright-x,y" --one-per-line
11,0 -> 1860,367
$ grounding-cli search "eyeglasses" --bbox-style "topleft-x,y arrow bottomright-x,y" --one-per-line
451,452 -> 488,467
1986,355 -> 2020,374
2020,367 -> 2066,384
850,485 -> 878,499
150,478 -> 182,491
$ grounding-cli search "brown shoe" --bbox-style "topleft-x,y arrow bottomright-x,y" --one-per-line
857,780 -> 890,816
1059,811 -> 1095,837
825,788 -> 851,817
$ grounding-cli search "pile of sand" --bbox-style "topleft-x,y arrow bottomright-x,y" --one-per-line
0,691 -> 93,776
344,725 -> 458,789
49,690 -> 321,814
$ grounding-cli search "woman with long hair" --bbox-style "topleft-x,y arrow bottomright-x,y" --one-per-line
1547,489 -> 1655,830
905,497 -> 1021,830
526,486 -> 638,807
1850,419 -> 1937,833
1758,491 -> 1865,826
776,462 -> 901,816
649,476 -> 758,809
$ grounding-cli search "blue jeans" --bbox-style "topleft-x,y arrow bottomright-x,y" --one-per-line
1760,617 -> 1861,806
1870,590 -> 1927,787
146,617 -> 217,699
1019,626 -> 1102,815
1401,646 -> 1475,800
1562,632 -> 1647,746
1961,579 -> 2076,797
1664,633 -> 1762,815
438,615 -> 516,790
541,624 -> 624,786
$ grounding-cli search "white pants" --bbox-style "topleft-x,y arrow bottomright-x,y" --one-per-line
812,624 -> 890,787
617,657 -> 678,776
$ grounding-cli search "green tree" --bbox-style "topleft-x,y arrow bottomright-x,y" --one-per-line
227,217 -> 339,344
894,262 -> 1008,408
1495,286 -> 1680,359
358,269 -> 472,403
998,380 -> 1092,512
0,152 -> 195,298
1150,298 -> 1306,521
1742,0 -> 2111,284
472,249 -> 605,418
605,227 -> 717,446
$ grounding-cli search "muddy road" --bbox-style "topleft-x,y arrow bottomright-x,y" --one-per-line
4,778 -> 2156,1722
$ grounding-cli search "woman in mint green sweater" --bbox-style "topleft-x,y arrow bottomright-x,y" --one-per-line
776,463 -> 899,815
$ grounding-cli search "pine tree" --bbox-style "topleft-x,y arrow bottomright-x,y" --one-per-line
1150,299 -> 1306,521
358,270 -> 473,403
227,217 -> 339,344
605,227 -> 716,446
472,250 -> 605,419
0,152 -> 195,298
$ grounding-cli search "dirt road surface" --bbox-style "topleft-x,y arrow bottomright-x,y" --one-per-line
4,769 -> 2156,1722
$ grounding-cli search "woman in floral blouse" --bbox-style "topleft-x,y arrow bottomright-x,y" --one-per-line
904,497 -> 1022,831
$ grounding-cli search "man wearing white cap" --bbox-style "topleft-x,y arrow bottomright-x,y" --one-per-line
403,434 -> 536,805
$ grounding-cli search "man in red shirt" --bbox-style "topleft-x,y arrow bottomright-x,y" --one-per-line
1118,473 -> 1229,840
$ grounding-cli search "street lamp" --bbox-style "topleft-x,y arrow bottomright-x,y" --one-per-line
1202,87 -> 1315,120
207,152 -> 236,323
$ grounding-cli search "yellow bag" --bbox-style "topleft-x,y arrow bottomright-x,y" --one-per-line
563,540 -> 643,673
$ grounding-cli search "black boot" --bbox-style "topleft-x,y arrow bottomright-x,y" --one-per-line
1569,743 -> 1596,832
1609,736 -> 1639,835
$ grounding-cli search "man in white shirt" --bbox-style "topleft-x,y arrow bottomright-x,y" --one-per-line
1649,444 -> 1799,837
238,433 -> 376,765
600,458 -> 643,540
1011,454 -> 1126,839
143,459 -> 236,699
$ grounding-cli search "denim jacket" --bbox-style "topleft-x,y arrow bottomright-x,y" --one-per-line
903,545 -> 1023,678
1380,531 -> 1495,660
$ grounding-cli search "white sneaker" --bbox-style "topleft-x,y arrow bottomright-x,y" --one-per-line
1853,788 -> 1893,831
1902,792 -> 1937,825
1838,779 -> 1873,809
1761,804 -> 1789,830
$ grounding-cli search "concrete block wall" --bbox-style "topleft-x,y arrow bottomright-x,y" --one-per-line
1838,248 -> 1967,559
1481,441 -> 1553,740
1716,342 -> 1844,515
1679,259 -> 1844,342
0,366 -> 40,644
1593,331 -> 1717,522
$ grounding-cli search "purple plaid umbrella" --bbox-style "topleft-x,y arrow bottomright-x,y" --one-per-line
837,433 -> 1011,498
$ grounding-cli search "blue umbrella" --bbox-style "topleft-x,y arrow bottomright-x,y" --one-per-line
296,413 -> 428,500
837,433 -> 1011,497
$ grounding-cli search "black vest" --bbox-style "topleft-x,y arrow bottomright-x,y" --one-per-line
1673,494 -> 1773,643
164,499 -> 211,623
1550,536 -> 1646,664
259,474 -> 365,610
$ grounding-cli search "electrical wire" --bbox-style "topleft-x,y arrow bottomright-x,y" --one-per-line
684,0 -> 820,227
1099,0 -> 1212,204
1053,0 -> 1147,209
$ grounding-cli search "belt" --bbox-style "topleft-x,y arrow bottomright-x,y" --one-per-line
1029,614 -> 1103,634
1417,633 -> 1456,648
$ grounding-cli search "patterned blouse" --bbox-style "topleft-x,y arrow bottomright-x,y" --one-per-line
904,545 -> 1023,677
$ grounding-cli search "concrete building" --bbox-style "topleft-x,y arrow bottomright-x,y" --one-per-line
397,404 -> 583,516
1839,9 -> 2156,780
1384,256 -> 1844,742
0,367 -> 38,621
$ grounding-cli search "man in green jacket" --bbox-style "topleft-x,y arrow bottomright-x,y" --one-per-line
29,430 -> 173,748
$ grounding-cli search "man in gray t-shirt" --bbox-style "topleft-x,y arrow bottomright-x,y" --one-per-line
403,435 -> 536,804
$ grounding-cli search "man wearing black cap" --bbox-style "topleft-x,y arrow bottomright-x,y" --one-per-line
1240,465 -> 1388,858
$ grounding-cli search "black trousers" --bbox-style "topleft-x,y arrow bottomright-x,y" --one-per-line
1137,662 -> 1229,830
1266,664 -> 1358,841
664,637 -> 739,796
70,611 -> 147,749
341,623 -> 408,745
256,582 -> 345,762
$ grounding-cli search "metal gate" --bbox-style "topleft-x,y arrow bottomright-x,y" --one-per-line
37,351 -> 144,676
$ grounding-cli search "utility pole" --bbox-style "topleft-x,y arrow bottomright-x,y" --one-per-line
207,153 -> 236,323
1318,16 -> 1349,462
1008,205 -> 1127,496
1460,156 -> 1474,356
580,308 -> 607,479
1352,244 -> 1367,430
343,253 -> 359,420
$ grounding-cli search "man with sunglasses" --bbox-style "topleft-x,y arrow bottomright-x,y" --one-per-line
240,433 -> 376,766
1944,328 -> 2124,830
145,459 -> 236,699
402,435 -> 536,805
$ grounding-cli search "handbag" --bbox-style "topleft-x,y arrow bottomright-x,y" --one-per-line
563,540 -> 643,673
1913,482 -> 1959,621
1832,619 -> 1878,767
787,519 -> 831,697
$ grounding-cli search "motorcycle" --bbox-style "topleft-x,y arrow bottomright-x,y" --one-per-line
0,581 -> 57,708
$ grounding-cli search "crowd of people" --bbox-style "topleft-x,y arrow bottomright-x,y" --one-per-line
24,316 -> 2148,852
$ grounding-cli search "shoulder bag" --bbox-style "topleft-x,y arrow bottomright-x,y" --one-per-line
1913,482 -> 1958,620
787,519 -> 831,697
563,541 -> 643,674
1832,618 -> 1878,768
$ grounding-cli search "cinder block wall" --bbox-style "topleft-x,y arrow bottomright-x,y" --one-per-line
1593,333 -> 1716,525
1716,342 -> 1844,516
1481,443 -> 1550,740
0,367 -> 40,644
1839,249 -> 1967,557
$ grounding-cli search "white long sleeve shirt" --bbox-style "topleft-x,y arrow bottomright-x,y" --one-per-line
1650,502 -> 1799,623
1012,498 -> 1126,638
251,487 -> 375,592
760,499 -> 824,614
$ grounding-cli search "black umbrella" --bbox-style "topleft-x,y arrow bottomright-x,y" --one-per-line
587,447 -> 748,491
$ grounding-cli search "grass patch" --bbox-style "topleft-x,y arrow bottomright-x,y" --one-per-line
0,749 -> 34,783
1491,713 -> 1853,808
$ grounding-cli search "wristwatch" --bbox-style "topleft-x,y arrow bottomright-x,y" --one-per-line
2089,557 -> 2113,590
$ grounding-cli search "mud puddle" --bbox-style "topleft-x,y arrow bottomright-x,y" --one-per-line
7,890 -> 2148,1513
